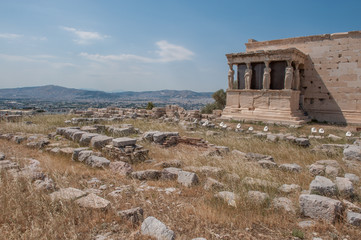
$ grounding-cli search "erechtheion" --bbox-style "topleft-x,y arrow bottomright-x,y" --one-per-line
222,31 -> 361,125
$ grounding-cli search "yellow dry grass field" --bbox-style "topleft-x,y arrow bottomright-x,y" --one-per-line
0,114 -> 361,239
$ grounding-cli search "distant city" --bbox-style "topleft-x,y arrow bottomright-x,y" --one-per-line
0,85 -> 214,113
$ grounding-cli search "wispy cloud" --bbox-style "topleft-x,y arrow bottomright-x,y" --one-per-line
0,33 -> 23,39
155,40 -> 194,62
0,54 -> 37,63
61,26 -> 108,44
80,40 -> 194,63
0,54 -> 75,68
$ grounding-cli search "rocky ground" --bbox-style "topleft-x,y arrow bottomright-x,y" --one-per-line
1,114 -> 361,240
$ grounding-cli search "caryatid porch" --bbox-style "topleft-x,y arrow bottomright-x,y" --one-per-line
222,48 -> 310,125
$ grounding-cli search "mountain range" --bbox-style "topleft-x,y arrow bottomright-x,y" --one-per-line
0,85 -> 214,103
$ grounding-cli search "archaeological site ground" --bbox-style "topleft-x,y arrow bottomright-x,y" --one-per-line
1,104 -> 361,239
1,0 -> 361,238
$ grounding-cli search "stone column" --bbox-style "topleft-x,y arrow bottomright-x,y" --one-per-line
284,61 -> 294,90
293,63 -> 300,90
263,61 -> 271,90
227,63 -> 235,89
244,63 -> 252,90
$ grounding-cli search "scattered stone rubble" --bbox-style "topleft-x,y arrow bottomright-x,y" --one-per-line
56,127 -> 149,164
1,109 -> 361,238
298,142 -> 361,225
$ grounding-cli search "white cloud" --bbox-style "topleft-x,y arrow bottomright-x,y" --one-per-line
0,54 -> 75,68
79,52 -> 155,63
155,40 -> 194,62
61,26 -> 108,44
80,40 -> 194,63
0,33 -> 23,39
32,54 -> 57,59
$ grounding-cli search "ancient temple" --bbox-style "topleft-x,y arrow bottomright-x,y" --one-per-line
222,31 -> 361,125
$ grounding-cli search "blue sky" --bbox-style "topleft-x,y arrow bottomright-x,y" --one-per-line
0,0 -> 360,92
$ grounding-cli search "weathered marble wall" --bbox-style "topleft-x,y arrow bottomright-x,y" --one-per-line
245,31 -> 361,124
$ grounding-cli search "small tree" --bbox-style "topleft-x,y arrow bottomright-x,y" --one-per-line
146,102 -> 155,110
212,89 -> 226,109
201,89 -> 226,114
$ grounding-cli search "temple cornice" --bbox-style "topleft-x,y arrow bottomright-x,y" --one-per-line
226,48 -> 307,65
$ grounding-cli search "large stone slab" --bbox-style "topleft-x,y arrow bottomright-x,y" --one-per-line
279,184 -> 301,194
343,145 -> 361,161
110,126 -> 135,136
63,128 -> 80,139
109,161 -> 133,176
50,187 -> 87,201
154,160 -> 182,168
112,137 -> 137,147
335,177 -> 354,197
347,211 -> 361,226
309,176 -> 337,196
279,163 -> 302,172
90,135 -> 113,150
142,131 -> 160,141
79,133 -> 99,147
344,173 -> 360,184
141,216 -> 175,240
85,155 -> 110,168
258,159 -> 277,169
247,191 -> 269,204
118,207 -> 144,224
153,132 -> 179,144
295,138 -> 310,147
75,193 -> 110,210
272,197 -> 295,213
72,131 -> 86,142
177,170 -> 199,187
204,177 -> 225,191
72,147 -> 89,161
299,194 -> 343,223
78,150 -> 94,162
214,191 -> 238,207
131,170 -> 161,180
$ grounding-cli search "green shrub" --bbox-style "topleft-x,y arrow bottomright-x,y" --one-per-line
201,89 -> 226,114
146,102 -> 155,110
292,229 -> 304,239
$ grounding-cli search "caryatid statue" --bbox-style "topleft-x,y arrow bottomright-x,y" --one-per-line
227,63 -> 234,89
244,63 -> 252,89
284,61 -> 294,89
263,61 -> 271,90
293,63 -> 300,90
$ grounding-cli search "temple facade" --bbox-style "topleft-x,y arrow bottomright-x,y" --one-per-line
222,31 -> 361,125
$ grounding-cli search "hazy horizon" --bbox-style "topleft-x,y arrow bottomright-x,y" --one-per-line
0,84 -> 214,93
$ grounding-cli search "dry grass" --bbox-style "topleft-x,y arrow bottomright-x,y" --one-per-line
0,114 -> 72,135
0,115 -> 361,239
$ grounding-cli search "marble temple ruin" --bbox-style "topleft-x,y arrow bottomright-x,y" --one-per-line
222,31 -> 361,125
